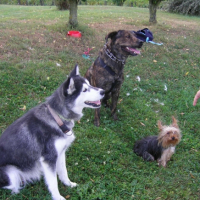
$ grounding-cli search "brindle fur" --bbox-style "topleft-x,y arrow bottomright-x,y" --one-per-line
85,30 -> 143,126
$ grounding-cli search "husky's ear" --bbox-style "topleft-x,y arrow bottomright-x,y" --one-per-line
63,77 -> 76,96
70,64 -> 80,77
157,120 -> 163,131
105,31 -> 118,43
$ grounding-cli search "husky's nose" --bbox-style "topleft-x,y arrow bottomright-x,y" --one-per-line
172,136 -> 175,140
100,90 -> 105,96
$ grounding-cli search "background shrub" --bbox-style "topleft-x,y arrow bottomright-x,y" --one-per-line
55,0 -> 69,10
168,0 -> 200,15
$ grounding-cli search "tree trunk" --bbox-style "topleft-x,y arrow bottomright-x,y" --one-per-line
149,1 -> 157,23
69,0 -> 78,27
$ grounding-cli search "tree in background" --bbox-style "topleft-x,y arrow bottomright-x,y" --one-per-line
68,0 -> 79,27
55,0 -> 79,27
149,0 -> 163,23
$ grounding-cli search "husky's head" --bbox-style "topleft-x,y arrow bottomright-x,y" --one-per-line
63,65 -> 105,113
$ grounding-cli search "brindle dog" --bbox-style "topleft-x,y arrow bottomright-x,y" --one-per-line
85,30 -> 143,126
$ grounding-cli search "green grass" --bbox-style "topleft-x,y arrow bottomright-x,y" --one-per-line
0,5 -> 200,200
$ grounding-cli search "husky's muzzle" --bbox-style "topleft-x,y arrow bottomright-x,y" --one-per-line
84,89 -> 105,108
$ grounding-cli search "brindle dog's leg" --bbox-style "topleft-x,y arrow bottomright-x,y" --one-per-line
102,93 -> 111,107
94,108 -> 101,127
94,93 -> 110,126
110,76 -> 123,120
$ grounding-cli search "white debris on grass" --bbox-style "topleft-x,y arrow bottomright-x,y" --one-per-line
133,87 -> 143,92
136,76 -> 141,82
56,63 -> 61,67
164,84 -> 167,91
151,98 -> 164,106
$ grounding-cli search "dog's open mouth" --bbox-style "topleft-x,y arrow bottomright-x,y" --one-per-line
122,47 -> 141,56
85,100 -> 101,107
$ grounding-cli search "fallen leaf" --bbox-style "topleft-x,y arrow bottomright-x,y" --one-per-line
118,99 -> 123,104
190,173 -> 195,179
140,122 -> 145,126
65,195 -> 70,199
185,72 -> 189,76
19,105 -> 26,111
153,60 -> 157,63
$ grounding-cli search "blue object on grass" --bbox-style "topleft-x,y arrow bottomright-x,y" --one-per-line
82,54 -> 90,59
133,28 -> 163,45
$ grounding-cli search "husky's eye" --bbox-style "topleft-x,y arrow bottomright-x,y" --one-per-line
83,88 -> 87,92
167,132 -> 170,134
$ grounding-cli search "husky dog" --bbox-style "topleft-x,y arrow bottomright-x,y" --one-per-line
0,65 -> 105,200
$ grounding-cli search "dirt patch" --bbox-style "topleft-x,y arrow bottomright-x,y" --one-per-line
1,17 -> 199,63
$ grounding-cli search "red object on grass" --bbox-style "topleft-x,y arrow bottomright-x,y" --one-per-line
67,31 -> 82,38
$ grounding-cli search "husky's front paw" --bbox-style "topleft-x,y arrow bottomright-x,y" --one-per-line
65,181 -> 77,188
70,181 -> 77,188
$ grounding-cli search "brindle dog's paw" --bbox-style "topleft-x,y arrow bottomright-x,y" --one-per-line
94,120 -> 100,127
112,113 -> 118,121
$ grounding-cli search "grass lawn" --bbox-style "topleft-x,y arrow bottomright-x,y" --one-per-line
0,4 -> 200,200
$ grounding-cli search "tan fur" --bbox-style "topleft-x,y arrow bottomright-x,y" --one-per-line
157,116 -> 181,167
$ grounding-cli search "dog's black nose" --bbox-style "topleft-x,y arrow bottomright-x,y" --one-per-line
172,137 -> 175,140
100,90 -> 105,96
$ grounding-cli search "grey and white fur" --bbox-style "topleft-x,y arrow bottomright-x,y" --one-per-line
0,65 -> 105,200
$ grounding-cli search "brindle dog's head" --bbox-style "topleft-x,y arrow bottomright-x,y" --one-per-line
105,30 -> 143,57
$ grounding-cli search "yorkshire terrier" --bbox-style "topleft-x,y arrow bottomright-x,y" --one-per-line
134,116 -> 181,167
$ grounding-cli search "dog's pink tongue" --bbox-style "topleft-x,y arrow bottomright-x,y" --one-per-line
127,47 -> 141,55
92,100 -> 101,105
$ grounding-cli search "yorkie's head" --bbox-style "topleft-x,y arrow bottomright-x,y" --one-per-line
157,116 -> 181,148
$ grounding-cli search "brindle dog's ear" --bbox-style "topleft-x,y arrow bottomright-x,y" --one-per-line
105,31 -> 118,43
